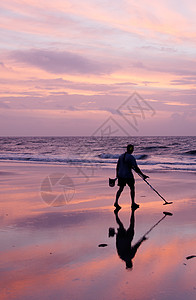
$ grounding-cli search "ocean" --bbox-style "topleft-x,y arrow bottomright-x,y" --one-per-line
0,136 -> 196,172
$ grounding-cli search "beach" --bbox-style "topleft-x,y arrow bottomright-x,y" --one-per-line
0,161 -> 195,300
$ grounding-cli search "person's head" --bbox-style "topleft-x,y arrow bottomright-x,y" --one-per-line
127,144 -> 134,154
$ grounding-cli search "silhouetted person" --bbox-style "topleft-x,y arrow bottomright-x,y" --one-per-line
114,144 -> 148,210
114,208 -> 147,269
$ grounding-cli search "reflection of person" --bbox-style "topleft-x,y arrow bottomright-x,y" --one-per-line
114,144 -> 148,210
114,208 -> 147,269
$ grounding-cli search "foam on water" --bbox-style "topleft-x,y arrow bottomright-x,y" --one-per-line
0,136 -> 195,172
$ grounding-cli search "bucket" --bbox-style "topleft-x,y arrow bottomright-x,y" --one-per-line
109,178 -> 116,187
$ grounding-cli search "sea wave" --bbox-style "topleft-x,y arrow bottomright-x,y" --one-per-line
183,150 -> 196,155
98,153 -> 148,160
0,153 -> 195,172
98,153 -> 119,159
136,154 -> 148,160
0,154 -> 111,165
144,146 -> 169,151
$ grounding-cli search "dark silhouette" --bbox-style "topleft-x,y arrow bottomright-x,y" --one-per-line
114,144 -> 148,210
186,255 -> 196,260
109,210 -> 173,269
113,208 -> 147,269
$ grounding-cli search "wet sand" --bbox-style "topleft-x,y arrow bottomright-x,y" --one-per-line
0,161 -> 196,300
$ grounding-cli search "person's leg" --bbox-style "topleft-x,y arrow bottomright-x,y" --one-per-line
131,186 -> 139,209
130,184 -> 135,205
128,180 -> 139,209
114,185 -> 124,207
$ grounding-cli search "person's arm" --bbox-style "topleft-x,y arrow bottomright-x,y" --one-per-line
133,165 -> 149,180
131,156 -> 149,179
130,236 -> 147,259
116,158 -> 120,178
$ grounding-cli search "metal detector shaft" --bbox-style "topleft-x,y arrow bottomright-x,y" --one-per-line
143,212 -> 173,236
143,179 -> 167,203
136,172 -> 168,204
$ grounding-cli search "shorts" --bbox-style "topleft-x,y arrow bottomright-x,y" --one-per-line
117,177 -> 135,188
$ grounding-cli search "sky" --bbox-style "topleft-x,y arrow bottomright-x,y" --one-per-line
0,0 -> 196,136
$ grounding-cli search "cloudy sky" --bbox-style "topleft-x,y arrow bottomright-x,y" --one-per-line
0,0 -> 196,136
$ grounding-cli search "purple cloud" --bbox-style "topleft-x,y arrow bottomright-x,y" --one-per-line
130,57 -> 196,77
170,76 -> 196,85
10,49 -> 118,75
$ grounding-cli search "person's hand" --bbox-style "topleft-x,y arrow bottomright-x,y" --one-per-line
143,174 -> 149,180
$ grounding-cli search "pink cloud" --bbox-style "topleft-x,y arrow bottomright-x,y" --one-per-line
10,49 -> 118,75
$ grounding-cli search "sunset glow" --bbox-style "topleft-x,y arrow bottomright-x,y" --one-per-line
0,0 -> 196,135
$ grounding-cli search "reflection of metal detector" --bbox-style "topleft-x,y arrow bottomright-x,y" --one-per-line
137,173 -> 173,205
143,212 -> 173,237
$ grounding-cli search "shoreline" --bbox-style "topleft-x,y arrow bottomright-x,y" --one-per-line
1,161 -> 195,214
